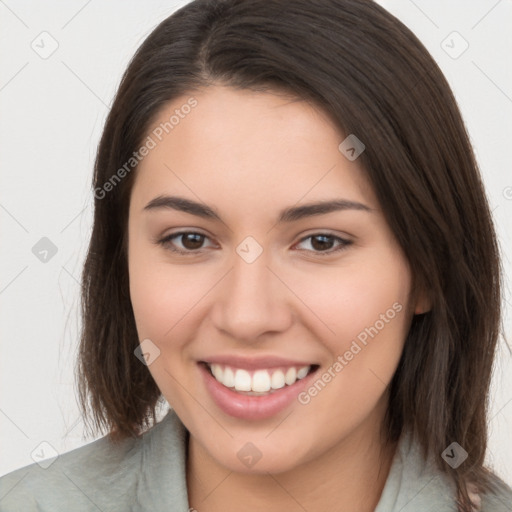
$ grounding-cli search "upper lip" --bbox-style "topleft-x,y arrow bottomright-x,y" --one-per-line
200,355 -> 317,371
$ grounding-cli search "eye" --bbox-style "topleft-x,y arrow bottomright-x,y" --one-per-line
294,233 -> 352,255
157,231 -> 352,256
158,231 -> 215,254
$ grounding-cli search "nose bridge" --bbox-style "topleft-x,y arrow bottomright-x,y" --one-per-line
211,241 -> 291,340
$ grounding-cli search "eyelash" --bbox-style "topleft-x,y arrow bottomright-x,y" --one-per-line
157,231 -> 352,256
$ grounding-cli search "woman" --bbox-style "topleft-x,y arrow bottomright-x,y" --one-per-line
1,0 -> 510,511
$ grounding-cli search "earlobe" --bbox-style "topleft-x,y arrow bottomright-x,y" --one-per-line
414,291 -> 432,315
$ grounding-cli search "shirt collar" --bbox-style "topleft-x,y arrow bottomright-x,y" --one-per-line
151,409 -> 457,511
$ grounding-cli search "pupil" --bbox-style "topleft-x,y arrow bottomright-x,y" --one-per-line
183,233 -> 204,249
311,235 -> 333,251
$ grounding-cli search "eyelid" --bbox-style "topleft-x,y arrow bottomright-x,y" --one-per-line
292,232 -> 352,255
157,229 -> 352,256
158,230 -> 216,254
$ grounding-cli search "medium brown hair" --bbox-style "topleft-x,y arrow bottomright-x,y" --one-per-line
77,0 -> 504,508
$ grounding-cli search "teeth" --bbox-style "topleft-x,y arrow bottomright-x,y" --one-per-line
285,367 -> 297,385
211,364 -> 223,382
223,366 -> 235,388
297,366 -> 309,379
208,364 -> 312,392
234,369 -> 252,391
271,370 -> 285,390
252,370 -> 271,392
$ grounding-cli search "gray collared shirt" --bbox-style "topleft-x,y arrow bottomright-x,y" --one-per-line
0,409 -> 510,511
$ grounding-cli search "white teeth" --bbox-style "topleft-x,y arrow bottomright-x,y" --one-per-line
297,366 -> 309,379
271,370 -> 286,390
208,363 -> 312,392
234,369 -> 252,391
223,367 -> 235,388
284,367 -> 297,385
252,370 -> 271,392
211,364 -> 223,382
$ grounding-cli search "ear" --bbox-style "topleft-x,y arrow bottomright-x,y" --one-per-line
413,289 -> 432,315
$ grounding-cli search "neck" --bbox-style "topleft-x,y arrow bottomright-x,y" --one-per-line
186,403 -> 397,512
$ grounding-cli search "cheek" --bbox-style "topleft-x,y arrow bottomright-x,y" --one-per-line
291,252 -> 411,351
296,249 -> 411,417
128,241 -> 207,340
127,246 -> 202,409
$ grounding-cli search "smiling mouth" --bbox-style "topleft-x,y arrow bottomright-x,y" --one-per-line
200,362 -> 320,396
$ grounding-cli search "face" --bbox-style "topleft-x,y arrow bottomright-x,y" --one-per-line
128,85 -> 419,474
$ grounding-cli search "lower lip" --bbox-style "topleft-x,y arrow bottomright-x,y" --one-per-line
199,363 -> 317,420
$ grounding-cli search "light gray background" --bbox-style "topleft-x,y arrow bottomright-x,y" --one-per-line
1,0 -> 511,486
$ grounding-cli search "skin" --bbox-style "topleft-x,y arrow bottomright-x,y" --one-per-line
127,85 -> 429,512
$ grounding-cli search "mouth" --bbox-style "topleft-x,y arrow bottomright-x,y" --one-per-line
197,358 -> 320,420
200,361 -> 319,396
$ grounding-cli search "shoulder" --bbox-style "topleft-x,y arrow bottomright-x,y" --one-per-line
0,409 -> 189,512
377,431 -> 512,512
375,430 -> 459,511
479,473 -> 512,512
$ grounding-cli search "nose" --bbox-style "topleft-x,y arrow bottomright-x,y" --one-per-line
210,246 -> 293,342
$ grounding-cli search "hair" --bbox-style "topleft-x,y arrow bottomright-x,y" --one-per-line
77,0 -> 505,509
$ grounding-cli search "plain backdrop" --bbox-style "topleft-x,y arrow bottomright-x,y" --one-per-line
1,0 -> 511,487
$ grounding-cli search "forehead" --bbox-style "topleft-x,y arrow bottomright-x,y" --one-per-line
130,85 -> 376,219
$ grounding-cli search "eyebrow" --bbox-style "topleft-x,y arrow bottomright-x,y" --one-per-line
143,195 -> 372,223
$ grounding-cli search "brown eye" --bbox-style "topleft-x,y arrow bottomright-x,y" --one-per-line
180,233 -> 205,250
295,234 -> 352,255
310,235 -> 335,251
158,231 -> 214,254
